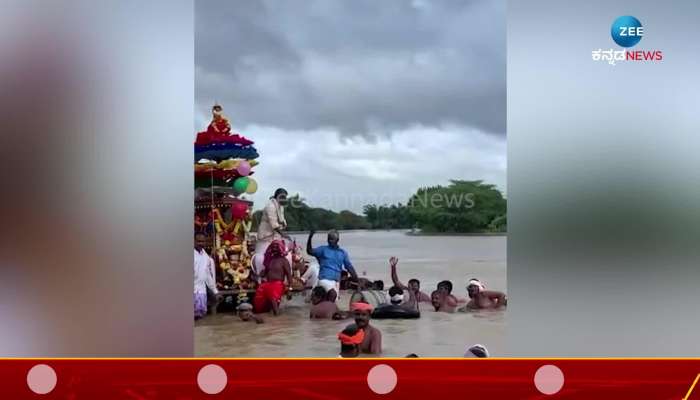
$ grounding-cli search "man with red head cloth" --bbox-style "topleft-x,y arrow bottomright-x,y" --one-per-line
253,240 -> 292,315
337,324 -> 365,358
350,302 -> 382,354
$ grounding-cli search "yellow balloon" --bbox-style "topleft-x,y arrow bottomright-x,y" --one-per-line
245,177 -> 258,194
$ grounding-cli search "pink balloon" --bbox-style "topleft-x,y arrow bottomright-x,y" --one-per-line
236,160 -> 251,176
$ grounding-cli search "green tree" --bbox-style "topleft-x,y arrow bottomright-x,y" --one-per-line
408,180 -> 506,233
488,214 -> 507,232
251,181 -> 506,234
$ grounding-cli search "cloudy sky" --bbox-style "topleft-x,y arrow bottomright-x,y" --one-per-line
196,0 -> 505,213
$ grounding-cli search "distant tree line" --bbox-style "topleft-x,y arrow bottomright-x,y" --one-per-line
251,180 -> 506,233
252,194 -> 370,232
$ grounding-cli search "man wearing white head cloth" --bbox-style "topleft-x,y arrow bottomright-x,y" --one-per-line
462,278 -> 507,310
464,344 -> 489,358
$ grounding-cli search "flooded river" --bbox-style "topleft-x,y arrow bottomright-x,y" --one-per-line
195,230 -> 506,357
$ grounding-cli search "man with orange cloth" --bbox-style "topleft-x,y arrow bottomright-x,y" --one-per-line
338,324 -> 365,358
253,240 -> 292,315
350,302 -> 382,354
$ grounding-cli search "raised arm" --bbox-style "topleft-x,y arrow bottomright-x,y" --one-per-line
306,230 -> 315,256
389,257 -> 407,290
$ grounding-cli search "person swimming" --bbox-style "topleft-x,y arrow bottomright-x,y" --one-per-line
389,286 -> 404,305
351,302 -> 382,354
434,280 -> 463,312
430,290 -> 453,313
464,344 -> 489,358
236,302 -> 264,324
389,257 -> 431,308
310,287 -> 342,319
461,279 -> 507,310
371,286 -> 420,319
338,324 -> 365,358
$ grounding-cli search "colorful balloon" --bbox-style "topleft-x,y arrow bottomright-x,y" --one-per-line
232,176 -> 249,194
245,177 -> 258,194
236,160 -> 251,176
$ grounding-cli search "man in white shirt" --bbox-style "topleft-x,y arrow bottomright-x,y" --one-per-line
254,188 -> 290,279
257,188 -> 288,241
194,233 -> 218,320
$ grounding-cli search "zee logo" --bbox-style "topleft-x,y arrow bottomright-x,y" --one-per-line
611,16 -> 643,47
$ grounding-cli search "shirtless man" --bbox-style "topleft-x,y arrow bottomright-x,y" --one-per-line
236,303 -> 264,324
338,324 -> 364,358
253,241 -> 292,315
435,280 -> 461,312
431,290 -> 454,313
461,279 -> 507,310
389,257 -> 430,309
310,287 -> 342,319
351,302 -> 382,354
371,286 -> 420,319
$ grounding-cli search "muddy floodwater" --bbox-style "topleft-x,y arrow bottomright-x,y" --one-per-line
195,230 -> 506,357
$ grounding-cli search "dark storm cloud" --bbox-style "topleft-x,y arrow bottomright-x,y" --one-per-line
195,0 -> 505,136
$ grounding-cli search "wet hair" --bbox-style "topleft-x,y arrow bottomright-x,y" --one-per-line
326,289 -> 338,302
273,188 -> 288,199
430,290 -> 441,303
437,280 -> 453,294
430,290 -> 441,310
340,324 -> 362,355
342,323 -> 360,336
341,343 -> 357,353
312,286 -> 327,299
467,345 -> 489,358
388,286 -> 404,297
372,280 -> 384,290
408,278 -> 420,286
405,353 -> 419,358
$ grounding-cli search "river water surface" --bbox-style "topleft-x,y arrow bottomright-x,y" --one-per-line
195,230 -> 506,357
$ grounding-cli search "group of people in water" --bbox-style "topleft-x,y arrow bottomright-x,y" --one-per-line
241,228 -> 505,357
195,188 -> 508,357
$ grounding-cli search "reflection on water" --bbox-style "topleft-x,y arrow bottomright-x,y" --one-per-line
195,231 -> 506,357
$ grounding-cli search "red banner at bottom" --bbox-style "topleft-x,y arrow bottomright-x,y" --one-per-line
2,358 -> 699,399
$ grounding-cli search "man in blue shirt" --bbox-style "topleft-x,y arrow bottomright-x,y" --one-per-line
306,230 -> 358,301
